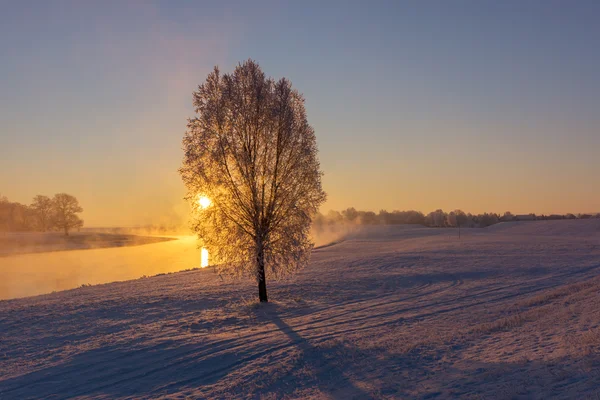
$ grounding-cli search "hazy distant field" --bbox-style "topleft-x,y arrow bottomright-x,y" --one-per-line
1,220 -> 600,399
0,232 -> 175,257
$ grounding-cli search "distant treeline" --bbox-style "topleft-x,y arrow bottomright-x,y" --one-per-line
88,225 -> 188,236
314,208 -> 600,229
0,194 -> 84,235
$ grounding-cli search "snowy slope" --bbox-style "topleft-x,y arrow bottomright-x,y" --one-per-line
1,222 -> 600,399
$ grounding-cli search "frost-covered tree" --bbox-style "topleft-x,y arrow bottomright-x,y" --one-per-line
446,211 -> 458,227
341,207 -> 359,222
31,195 -> 53,231
180,60 -> 326,302
446,209 -> 468,228
51,193 -> 83,236
454,210 -> 468,227
426,209 -> 447,227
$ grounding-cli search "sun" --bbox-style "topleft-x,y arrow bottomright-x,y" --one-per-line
197,195 -> 211,209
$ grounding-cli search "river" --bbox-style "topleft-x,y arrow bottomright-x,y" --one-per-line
0,236 -> 203,300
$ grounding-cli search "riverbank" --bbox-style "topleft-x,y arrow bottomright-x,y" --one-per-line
0,232 -> 176,257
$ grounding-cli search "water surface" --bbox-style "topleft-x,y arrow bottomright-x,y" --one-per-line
0,236 -> 201,300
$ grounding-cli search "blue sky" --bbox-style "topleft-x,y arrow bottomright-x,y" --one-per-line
1,1 -> 599,225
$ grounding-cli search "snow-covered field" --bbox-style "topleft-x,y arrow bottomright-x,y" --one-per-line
1,220 -> 600,399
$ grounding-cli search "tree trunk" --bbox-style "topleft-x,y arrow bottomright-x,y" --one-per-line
64,227 -> 69,236
257,247 -> 268,302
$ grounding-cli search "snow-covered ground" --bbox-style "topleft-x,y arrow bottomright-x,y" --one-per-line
1,220 -> 600,399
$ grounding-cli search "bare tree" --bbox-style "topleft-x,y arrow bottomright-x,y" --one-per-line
51,193 -> 83,236
180,60 -> 326,302
426,209 -> 447,227
454,210 -> 468,227
31,195 -> 53,231
341,207 -> 359,222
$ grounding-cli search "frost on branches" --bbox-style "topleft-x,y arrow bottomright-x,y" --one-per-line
179,60 -> 326,302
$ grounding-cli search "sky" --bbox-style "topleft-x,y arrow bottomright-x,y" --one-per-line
1,0 -> 599,226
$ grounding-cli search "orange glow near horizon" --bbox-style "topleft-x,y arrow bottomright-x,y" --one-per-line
2,2 -> 600,228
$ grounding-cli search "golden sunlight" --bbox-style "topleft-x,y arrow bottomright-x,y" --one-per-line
197,195 -> 211,209
201,247 -> 209,268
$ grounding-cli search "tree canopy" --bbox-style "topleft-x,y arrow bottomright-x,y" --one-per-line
51,193 -> 84,235
0,193 -> 84,234
180,60 -> 326,302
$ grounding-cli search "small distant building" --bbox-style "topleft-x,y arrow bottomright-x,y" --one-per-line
514,214 -> 536,221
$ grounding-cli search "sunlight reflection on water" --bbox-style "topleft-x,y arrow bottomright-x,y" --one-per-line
201,247 -> 209,268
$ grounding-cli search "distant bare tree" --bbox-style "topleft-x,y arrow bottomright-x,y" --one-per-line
456,210 -> 468,226
51,193 -> 83,236
31,195 -> 53,231
478,212 -> 499,227
341,207 -> 359,222
180,60 -> 326,302
1,201 -> 34,231
448,210 -> 468,238
0,195 -> 9,231
427,209 -> 447,227
453,209 -> 468,228
326,210 -> 344,224
446,212 -> 458,227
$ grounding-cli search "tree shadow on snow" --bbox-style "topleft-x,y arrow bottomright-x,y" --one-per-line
251,304 -> 374,399
0,305 -> 372,399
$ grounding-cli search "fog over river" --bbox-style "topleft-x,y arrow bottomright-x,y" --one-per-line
0,236 -> 201,300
